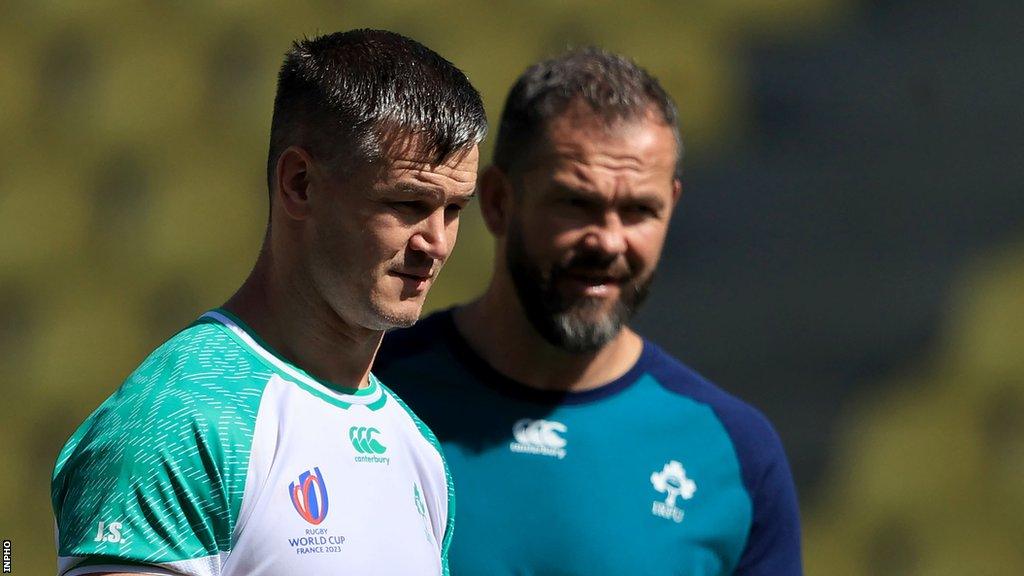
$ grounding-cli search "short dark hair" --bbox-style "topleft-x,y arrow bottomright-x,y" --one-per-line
267,29 -> 487,190
493,48 -> 683,180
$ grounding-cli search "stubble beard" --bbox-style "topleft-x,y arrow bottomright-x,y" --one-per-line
307,230 -> 423,333
311,266 -> 423,332
370,297 -> 422,330
505,221 -> 652,354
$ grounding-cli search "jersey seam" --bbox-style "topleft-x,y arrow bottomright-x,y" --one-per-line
198,311 -> 382,409
376,382 -> 455,567
650,373 -> 757,573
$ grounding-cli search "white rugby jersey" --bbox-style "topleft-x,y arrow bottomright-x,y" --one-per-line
51,309 -> 453,576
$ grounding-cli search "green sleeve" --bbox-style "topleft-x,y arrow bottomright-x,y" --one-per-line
51,325 -> 266,573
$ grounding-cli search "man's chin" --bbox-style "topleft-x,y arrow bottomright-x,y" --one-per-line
371,301 -> 424,331
543,299 -> 632,352
385,314 -> 419,330
548,313 -> 622,353
561,297 -> 621,320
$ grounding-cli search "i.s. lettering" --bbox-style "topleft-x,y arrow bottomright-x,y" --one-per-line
94,521 -> 125,544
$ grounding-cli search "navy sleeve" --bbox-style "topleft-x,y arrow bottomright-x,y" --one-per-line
646,344 -> 803,575
730,416 -> 803,576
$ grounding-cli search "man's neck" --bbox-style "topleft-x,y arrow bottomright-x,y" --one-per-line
454,283 -> 643,393
222,255 -> 382,390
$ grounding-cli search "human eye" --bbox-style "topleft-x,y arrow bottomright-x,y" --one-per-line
389,200 -> 430,214
619,193 -> 666,222
556,194 -> 595,211
624,203 -> 659,217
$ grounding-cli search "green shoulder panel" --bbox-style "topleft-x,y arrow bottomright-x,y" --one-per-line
51,320 -> 271,565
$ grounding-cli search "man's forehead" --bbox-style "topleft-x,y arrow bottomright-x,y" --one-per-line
368,148 -> 479,203
529,116 -> 677,177
383,141 -> 479,182
521,97 -> 668,154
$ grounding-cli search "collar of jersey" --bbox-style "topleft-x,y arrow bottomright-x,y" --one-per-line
439,308 -> 657,406
197,308 -> 386,409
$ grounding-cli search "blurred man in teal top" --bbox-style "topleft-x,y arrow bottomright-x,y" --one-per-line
376,48 -> 802,575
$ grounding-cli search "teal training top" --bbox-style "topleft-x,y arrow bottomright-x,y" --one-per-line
374,309 -> 802,576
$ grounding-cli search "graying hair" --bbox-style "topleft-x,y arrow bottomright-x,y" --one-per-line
493,47 -> 683,180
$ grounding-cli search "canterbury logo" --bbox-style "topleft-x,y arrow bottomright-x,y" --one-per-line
509,418 -> 568,459
349,426 -> 387,454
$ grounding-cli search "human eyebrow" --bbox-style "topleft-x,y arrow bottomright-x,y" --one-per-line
387,184 -> 476,209
450,188 -> 477,203
392,183 -> 445,201
550,183 -> 603,202
551,183 -> 666,215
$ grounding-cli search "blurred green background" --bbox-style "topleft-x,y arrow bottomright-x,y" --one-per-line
2,1 -> 1022,574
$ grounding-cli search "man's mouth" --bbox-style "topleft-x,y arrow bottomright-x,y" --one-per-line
389,269 -> 436,293
560,271 -> 627,296
563,265 -> 629,282
391,270 -> 433,281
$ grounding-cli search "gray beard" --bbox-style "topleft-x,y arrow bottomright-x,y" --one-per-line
505,223 -> 651,353
548,296 -> 633,353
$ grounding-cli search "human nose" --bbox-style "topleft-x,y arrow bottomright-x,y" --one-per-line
408,208 -> 450,260
581,211 -> 627,256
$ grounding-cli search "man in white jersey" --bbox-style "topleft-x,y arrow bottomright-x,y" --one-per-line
50,29 -> 486,576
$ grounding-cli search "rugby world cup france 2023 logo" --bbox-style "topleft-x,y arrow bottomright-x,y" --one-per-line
289,467 -> 330,525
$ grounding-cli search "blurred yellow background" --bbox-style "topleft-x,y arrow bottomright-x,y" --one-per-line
2,1 -> 1022,574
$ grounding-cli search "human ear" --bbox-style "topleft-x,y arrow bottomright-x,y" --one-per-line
274,146 -> 315,220
479,165 -> 513,237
